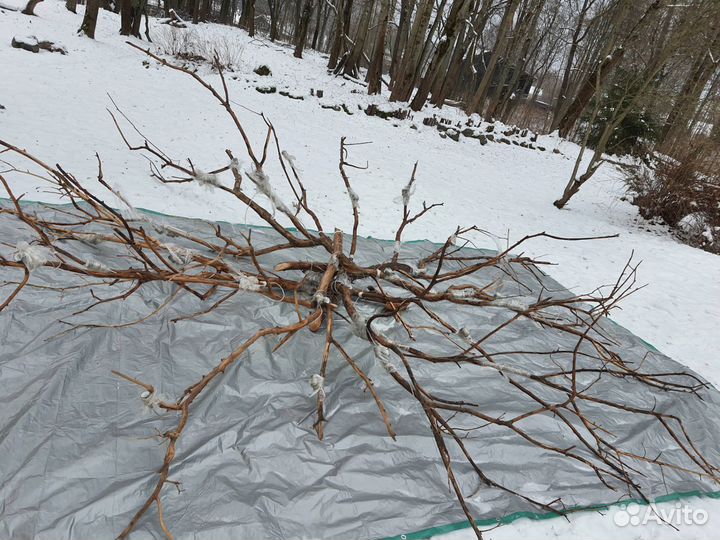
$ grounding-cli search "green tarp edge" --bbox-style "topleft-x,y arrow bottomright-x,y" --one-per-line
5,198 -> 705,538
383,490 -> 720,540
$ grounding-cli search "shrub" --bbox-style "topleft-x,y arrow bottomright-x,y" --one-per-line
153,26 -> 244,71
626,141 -> 720,254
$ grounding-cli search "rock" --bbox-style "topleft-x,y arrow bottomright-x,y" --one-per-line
423,117 -> 438,127
12,35 -> 39,53
436,124 -> 449,132
39,40 -> 67,55
499,138 -> 511,145
537,146 -> 545,151
279,90 -> 303,100
478,134 -> 488,145
12,35 -> 67,54
486,134 -> 495,142
316,89 -> 324,98
461,128 -> 476,138
447,129 -> 460,142
364,104 -> 407,120
552,148 -> 561,154
485,125 -> 495,132
253,65 -> 272,76
255,86 -> 277,94
438,131 -> 447,139
520,129 -> 528,137
320,104 -> 342,111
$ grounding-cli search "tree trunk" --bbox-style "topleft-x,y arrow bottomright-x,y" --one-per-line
556,46 -> 624,137
268,0 -> 279,41
389,0 -> 411,81
660,30 -> 720,146
65,0 -> 77,13
294,0 -> 315,58
410,0 -> 470,111
550,0 -> 592,131
200,0 -> 211,21
389,0 -> 433,102
241,0 -> 255,35
339,0 -> 372,77
465,0 -> 521,116
328,0 -> 353,70
79,0 -> 101,38
22,0 -> 43,15
120,0 -> 134,35
311,0 -> 323,49
367,0 -> 390,94
556,0 -> 662,137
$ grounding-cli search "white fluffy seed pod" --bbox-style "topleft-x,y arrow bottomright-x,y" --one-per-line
309,374 -> 325,398
13,241 -> 54,271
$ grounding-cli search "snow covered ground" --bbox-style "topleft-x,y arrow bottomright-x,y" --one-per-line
1,3 -> 719,539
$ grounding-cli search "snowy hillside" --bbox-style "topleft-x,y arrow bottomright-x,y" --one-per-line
1,3 -> 719,539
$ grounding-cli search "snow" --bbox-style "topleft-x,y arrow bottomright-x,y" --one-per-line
1,3 -> 719,539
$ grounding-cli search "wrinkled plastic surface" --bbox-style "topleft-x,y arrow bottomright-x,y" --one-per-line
1,201 -> 719,540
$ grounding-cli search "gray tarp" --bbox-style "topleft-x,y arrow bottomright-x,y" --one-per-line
1,201 -> 719,540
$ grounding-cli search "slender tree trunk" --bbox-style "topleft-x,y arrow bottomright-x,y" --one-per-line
367,0 -> 390,94
241,0 -> 255,35
660,30 -> 720,146
410,0 -> 470,111
311,0 -> 323,49
65,0 -> 77,13
550,0 -> 592,131
294,0 -> 315,58
389,0 -> 433,102
389,0 -> 411,81
200,0 -> 211,21
79,0 -> 101,38
465,0 -> 521,116
268,0 -> 279,41
557,0 -> 662,137
339,0 -> 372,77
328,0 -> 353,70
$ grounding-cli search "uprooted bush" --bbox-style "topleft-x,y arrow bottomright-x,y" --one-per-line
626,141 -> 720,254
1,44 -> 718,540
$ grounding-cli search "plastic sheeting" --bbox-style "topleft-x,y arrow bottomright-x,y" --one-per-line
1,200 -> 719,540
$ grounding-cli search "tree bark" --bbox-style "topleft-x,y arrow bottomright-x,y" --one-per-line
22,0 -> 43,15
410,0 -> 471,111
367,0 -> 391,94
65,0 -> 77,13
550,0 -> 593,131
465,0 -> 521,116
339,0 -> 373,77
79,0 -> 101,38
389,0 -> 433,102
294,0 -> 315,58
